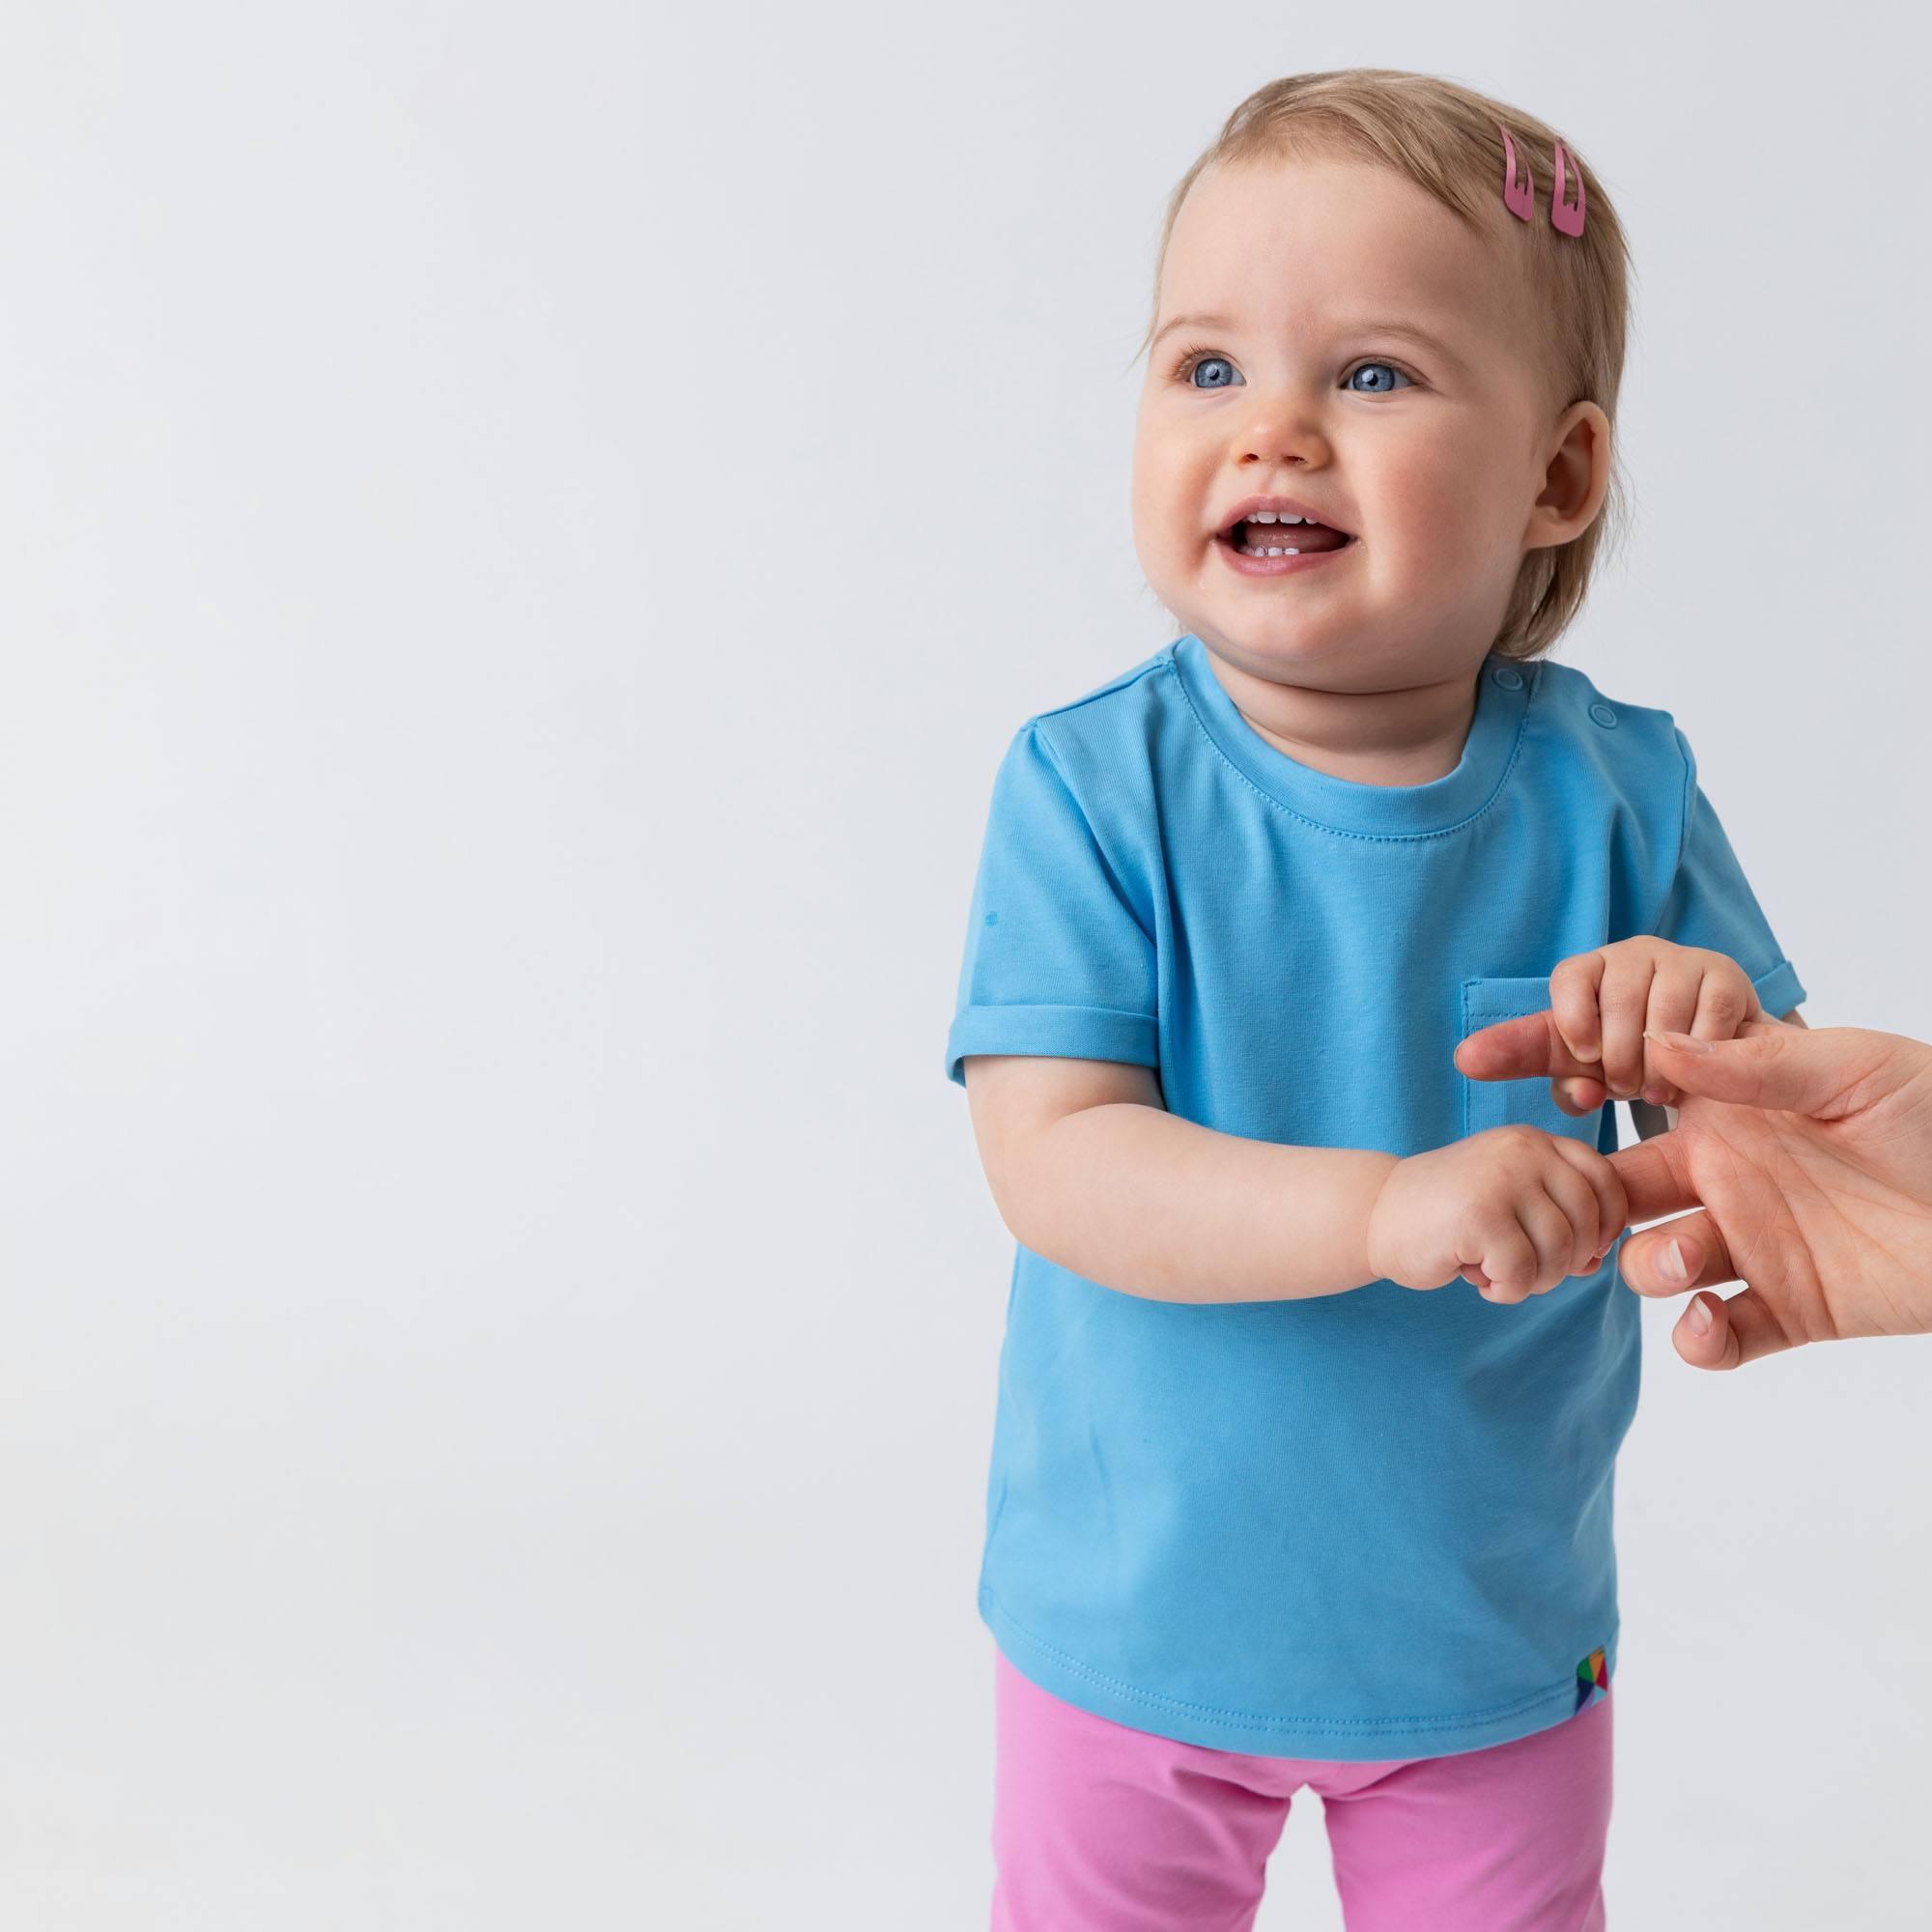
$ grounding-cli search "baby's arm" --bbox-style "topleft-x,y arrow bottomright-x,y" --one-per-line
963,1053 -> 1624,1307
963,1054 -> 1393,1304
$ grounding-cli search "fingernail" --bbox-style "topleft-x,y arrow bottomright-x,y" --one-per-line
1644,1029 -> 1711,1056
1658,1237 -> 1690,1286
1686,1293 -> 1713,1335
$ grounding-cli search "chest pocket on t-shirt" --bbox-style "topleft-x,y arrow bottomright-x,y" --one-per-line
1460,975 -> 1604,1147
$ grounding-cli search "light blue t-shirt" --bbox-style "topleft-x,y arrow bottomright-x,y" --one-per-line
945,633 -> 1804,1760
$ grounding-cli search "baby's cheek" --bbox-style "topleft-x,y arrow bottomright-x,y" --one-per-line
1394,459 -> 1524,603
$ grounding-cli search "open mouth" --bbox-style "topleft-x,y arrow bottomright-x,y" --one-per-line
1216,519 -> 1356,556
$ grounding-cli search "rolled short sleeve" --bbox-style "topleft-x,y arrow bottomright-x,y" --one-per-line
944,722 -> 1159,1087
1653,727 -> 1806,1019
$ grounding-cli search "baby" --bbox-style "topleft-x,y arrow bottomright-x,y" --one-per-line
944,71 -> 1805,1932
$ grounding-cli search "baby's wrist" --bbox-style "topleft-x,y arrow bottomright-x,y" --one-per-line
1359,1152 -> 1407,1284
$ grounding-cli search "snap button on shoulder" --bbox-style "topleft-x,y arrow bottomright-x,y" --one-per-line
1589,702 -> 1619,729
1492,665 -> 1524,691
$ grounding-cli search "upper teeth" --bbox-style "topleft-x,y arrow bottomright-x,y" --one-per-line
1248,511 -> 1314,524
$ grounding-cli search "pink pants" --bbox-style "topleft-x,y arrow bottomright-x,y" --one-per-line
992,1648 -> 1611,1931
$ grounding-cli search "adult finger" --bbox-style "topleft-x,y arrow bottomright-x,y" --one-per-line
1616,1211 -> 1738,1296
1639,1022 -> 1866,1119
1671,1287 -> 1797,1372
1455,1011 -> 1605,1085
1604,1131 -> 1700,1226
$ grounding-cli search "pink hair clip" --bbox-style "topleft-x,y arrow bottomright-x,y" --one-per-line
1497,123 -> 1586,236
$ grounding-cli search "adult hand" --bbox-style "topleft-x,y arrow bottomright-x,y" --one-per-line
1454,1016 -> 1932,1370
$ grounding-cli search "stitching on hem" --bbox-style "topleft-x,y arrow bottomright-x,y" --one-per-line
1462,980 -> 1475,1141
983,1587 -> 1615,1737
1163,658 -> 1537,845
955,1001 -> 1158,1025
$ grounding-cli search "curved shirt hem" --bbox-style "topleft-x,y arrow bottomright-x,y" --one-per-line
980,1585 -> 1619,1764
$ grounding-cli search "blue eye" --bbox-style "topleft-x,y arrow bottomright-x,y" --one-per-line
1346,360 -> 1412,394
1167,344 -> 1419,395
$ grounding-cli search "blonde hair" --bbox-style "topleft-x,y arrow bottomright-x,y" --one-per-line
1134,70 -> 1636,662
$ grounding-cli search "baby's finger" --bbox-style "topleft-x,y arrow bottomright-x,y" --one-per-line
1472,1216 -> 1539,1305
1548,952 -> 1607,1066
1690,968 -> 1760,1044
1639,965 -> 1700,1107
1598,955 -> 1656,1100
1548,1136 -> 1629,1264
1537,1157 -> 1605,1276
1512,1190 -> 1577,1297
1552,1074 -> 1608,1116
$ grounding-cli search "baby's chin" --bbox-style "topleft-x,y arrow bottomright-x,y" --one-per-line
1184,613 -> 1371,682
1197,622 -> 1485,702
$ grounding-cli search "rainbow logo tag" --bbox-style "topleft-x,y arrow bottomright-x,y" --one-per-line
1576,1648 -> 1609,1713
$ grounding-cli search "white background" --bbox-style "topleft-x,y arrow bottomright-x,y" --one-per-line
1,3 -> 1926,1926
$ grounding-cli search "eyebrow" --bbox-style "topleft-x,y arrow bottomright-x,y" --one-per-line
1150,310 -> 1466,369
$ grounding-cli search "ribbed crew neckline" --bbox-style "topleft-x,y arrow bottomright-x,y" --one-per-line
1169,632 -> 1534,838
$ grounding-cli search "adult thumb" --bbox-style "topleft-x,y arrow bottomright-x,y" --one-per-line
1641,1020 -> 1854,1119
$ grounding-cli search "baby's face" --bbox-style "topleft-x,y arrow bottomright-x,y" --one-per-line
1132,154 -> 1571,692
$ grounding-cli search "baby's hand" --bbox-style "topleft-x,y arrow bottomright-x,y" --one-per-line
1545,939 -> 1761,1115
1365,1126 -> 1628,1304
